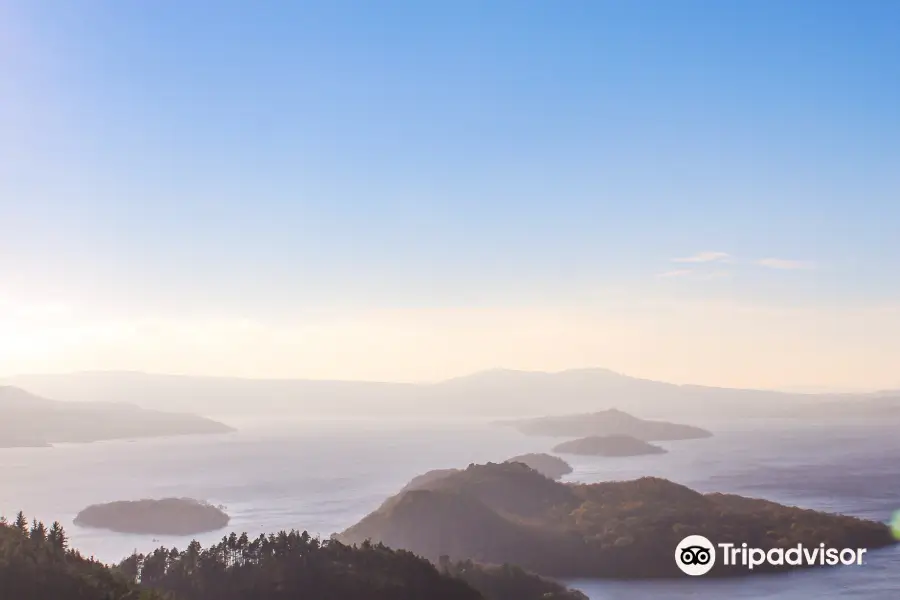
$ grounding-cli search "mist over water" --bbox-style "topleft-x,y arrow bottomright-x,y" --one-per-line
3,415 -> 899,599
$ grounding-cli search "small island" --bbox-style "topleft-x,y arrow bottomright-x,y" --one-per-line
504,453 -> 573,479
74,498 -> 230,536
500,408 -> 712,441
552,435 -> 667,457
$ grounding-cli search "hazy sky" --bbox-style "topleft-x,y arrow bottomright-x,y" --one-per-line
2,1 -> 899,389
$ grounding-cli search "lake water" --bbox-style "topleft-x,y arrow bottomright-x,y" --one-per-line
2,415 -> 899,598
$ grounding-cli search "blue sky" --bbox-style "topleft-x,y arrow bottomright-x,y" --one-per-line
2,1 -> 899,386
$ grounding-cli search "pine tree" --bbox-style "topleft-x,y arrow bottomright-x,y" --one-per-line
118,551 -> 142,583
238,532 -> 249,563
30,518 -> 48,542
227,532 -> 238,566
13,511 -> 28,536
47,521 -> 68,551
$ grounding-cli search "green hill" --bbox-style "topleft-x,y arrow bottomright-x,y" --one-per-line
399,455 -> 573,497
339,462 -> 896,578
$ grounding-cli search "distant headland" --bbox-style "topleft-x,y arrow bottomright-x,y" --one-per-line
74,498 -> 230,535
0,386 -> 235,448
499,408 -> 712,440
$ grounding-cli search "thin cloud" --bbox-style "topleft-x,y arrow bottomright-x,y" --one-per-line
671,251 -> 731,264
755,258 -> 815,270
657,269 -> 693,278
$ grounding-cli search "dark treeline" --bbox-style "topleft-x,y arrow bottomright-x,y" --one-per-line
440,557 -> 588,600
0,511 -> 161,599
121,528 -> 586,600
118,529 -> 479,600
1,512 -> 585,599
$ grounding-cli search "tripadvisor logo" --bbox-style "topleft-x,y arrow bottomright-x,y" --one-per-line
676,535 -> 716,576
675,535 -> 869,576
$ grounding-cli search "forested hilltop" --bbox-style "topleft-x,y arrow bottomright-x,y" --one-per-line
340,462 -> 896,578
0,512 -> 585,600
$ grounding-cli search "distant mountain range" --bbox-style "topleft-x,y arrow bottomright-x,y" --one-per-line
3,369 -> 898,420
0,385 -> 234,448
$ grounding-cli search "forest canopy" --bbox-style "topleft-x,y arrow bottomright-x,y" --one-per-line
0,511 -> 586,600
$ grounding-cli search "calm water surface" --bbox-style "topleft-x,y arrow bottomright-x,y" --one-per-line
3,415 -> 899,598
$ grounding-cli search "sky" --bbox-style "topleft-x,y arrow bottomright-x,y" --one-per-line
2,1 -> 899,390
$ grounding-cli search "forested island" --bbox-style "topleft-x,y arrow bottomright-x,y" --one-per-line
0,386 -> 234,448
340,462 -> 895,578
1,511 -> 587,600
74,498 -> 231,535
500,408 -> 712,440
552,435 -> 667,457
